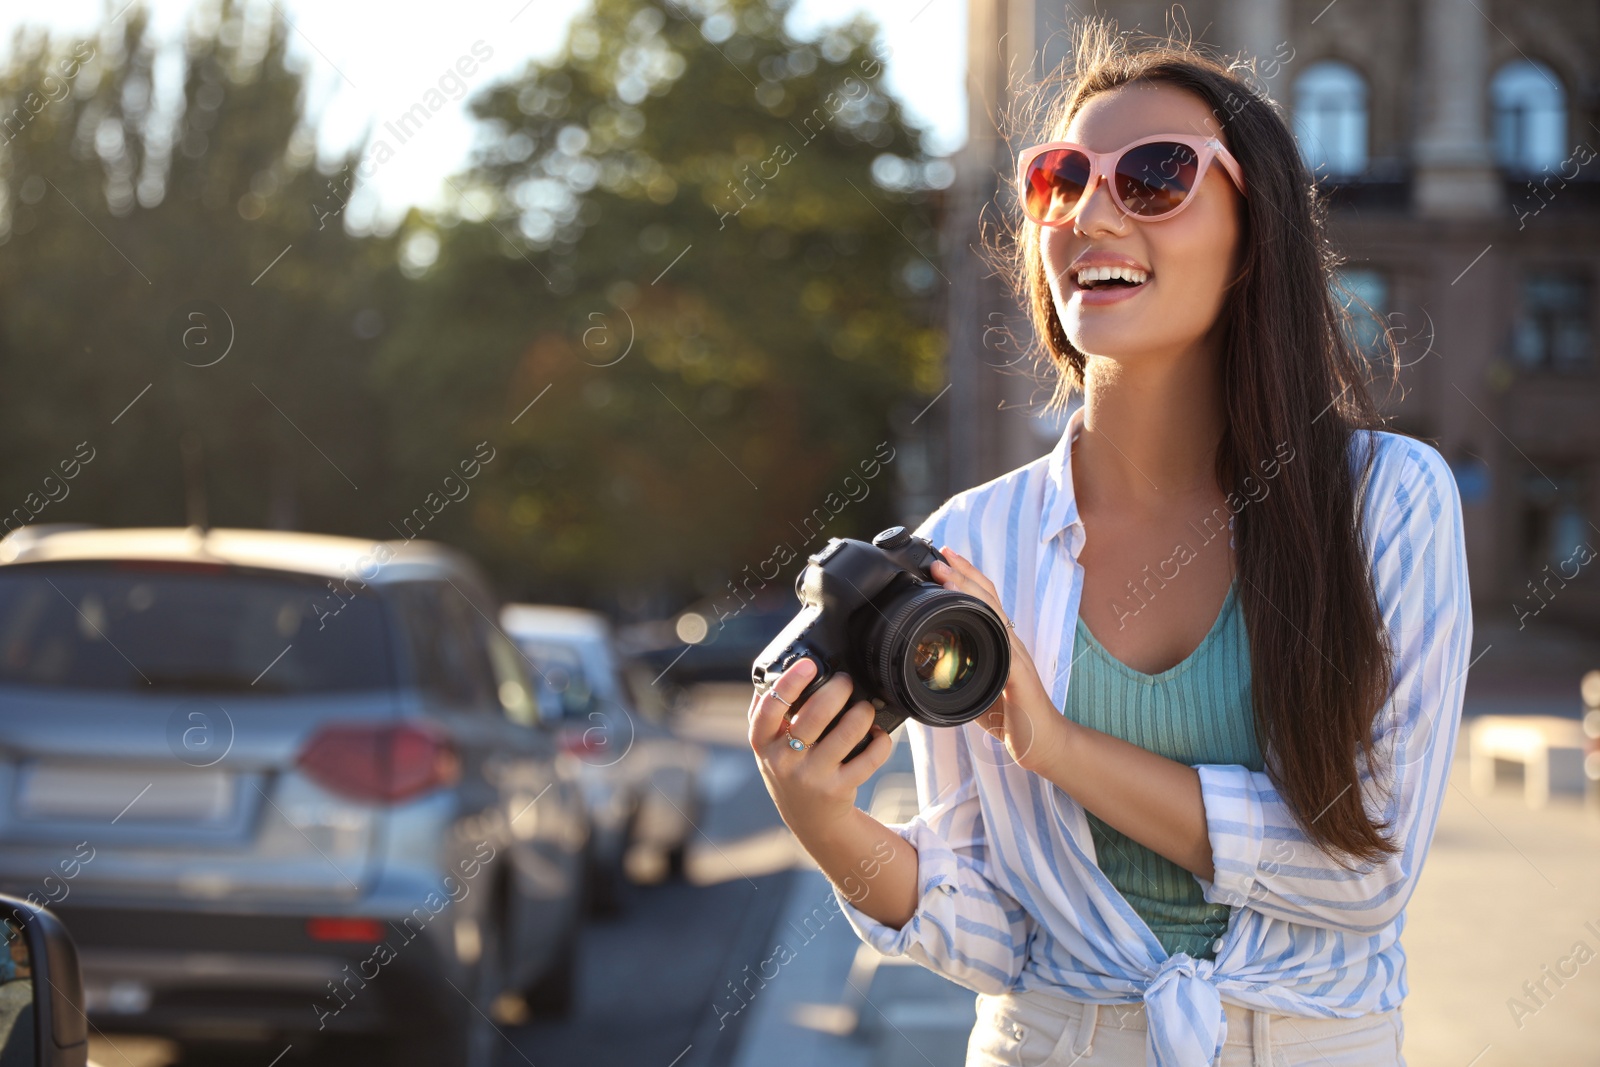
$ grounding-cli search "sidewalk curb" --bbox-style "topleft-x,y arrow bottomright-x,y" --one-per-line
726,866 -> 874,1067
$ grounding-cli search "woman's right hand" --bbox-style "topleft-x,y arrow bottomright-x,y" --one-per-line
748,657 -> 894,845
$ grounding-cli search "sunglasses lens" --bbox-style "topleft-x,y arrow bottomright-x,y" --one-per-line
1023,149 -> 1092,223
1114,141 -> 1200,217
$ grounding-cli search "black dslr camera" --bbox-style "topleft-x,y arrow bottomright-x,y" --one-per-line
751,525 -> 1012,763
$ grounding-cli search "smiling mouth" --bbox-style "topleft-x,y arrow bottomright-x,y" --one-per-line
1062,273 -> 1152,299
1070,265 -> 1152,292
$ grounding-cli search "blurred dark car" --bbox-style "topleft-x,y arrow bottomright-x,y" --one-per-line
0,527 -> 589,1067
619,587 -> 800,688
501,605 -> 703,909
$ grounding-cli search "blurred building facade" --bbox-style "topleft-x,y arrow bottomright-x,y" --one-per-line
945,0 -> 1600,625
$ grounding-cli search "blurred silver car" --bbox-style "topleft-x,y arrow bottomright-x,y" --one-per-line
500,605 -> 703,910
0,527 -> 589,1067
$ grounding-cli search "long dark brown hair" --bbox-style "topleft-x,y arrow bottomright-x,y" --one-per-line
1001,19 -> 1403,868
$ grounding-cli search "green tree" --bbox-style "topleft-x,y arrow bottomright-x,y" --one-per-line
0,2 -> 402,538
377,0 -> 949,608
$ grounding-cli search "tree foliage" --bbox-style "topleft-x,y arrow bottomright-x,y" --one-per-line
379,0 -> 947,607
0,2 -> 402,538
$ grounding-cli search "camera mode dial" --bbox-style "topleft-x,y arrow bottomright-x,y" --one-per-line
871,525 -> 911,551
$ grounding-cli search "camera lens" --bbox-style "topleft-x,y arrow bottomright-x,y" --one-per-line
861,584 -> 1009,726
913,625 -> 978,692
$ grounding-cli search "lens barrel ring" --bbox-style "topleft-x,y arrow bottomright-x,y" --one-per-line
867,586 -> 1010,727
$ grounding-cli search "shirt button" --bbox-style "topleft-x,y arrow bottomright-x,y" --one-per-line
939,882 -> 956,895
1212,938 -> 1225,954
1012,1023 -> 1025,1041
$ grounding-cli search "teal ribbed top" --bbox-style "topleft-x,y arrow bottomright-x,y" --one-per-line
1064,580 -> 1264,960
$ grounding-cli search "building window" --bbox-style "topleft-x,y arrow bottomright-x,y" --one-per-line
1511,271 -> 1591,370
1519,467 -> 1589,576
1334,268 -> 1389,358
1491,60 -> 1566,174
1293,61 -> 1368,178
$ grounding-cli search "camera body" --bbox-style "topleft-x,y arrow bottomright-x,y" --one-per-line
752,525 -> 1011,763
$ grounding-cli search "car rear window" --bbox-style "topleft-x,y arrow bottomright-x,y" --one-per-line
516,638 -> 595,718
0,564 -> 396,693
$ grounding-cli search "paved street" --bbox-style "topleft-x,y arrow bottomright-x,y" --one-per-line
87,860 -> 799,1067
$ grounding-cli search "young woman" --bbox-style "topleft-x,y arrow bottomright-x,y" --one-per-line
748,22 -> 1472,1067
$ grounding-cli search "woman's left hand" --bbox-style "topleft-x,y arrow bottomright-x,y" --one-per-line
928,550 -> 1075,777
930,547 -> 1072,774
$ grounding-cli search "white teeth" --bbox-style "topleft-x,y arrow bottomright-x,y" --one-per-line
1074,264 -> 1149,288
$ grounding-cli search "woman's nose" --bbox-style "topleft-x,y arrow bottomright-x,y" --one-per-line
1073,173 -> 1129,234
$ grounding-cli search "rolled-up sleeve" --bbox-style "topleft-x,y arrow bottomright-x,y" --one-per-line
832,728 -> 1033,993
1192,438 -> 1473,935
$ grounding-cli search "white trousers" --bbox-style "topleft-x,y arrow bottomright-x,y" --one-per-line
966,988 -> 1406,1067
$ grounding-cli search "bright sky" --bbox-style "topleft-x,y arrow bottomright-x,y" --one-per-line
0,0 -> 966,230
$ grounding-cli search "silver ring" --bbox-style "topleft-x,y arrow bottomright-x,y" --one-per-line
772,693 -> 794,708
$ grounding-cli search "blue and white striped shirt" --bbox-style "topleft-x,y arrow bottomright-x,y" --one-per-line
833,404 -> 1473,1067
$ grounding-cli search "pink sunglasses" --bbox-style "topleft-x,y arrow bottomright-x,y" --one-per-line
1016,134 -> 1249,225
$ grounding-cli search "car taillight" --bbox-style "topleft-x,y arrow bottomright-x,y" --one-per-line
296,723 -> 460,804
558,727 -> 608,758
306,917 -> 386,943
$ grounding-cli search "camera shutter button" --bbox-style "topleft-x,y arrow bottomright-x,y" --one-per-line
872,526 -> 911,550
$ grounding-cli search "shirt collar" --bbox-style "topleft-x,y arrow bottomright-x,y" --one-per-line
1038,402 -> 1087,546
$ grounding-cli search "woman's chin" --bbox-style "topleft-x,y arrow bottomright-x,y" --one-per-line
1063,322 -> 1144,357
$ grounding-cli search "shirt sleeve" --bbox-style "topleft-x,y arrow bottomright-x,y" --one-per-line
1191,437 -> 1474,935
828,496 -> 1034,993
830,719 -> 1034,993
